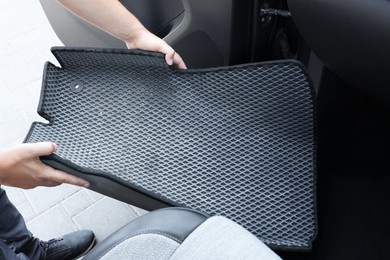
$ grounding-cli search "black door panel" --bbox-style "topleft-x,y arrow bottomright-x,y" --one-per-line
119,0 -> 184,38
288,0 -> 390,106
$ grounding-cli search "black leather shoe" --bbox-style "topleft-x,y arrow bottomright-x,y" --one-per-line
41,230 -> 96,260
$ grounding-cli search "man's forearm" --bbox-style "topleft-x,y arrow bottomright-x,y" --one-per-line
57,0 -> 146,44
57,0 -> 187,69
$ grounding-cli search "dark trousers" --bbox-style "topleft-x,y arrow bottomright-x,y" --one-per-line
0,187 -> 44,260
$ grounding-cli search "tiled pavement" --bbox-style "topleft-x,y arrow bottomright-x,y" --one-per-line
0,0 -> 146,245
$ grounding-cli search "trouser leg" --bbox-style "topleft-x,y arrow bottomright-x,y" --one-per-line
0,241 -> 30,260
0,187 -> 44,259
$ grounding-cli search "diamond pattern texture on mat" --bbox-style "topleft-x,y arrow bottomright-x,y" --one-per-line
26,48 -> 316,249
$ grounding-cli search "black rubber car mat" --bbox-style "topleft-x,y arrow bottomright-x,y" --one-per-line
24,47 -> 317,250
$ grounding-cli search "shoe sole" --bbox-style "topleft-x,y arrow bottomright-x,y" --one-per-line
73,236 -> 97,260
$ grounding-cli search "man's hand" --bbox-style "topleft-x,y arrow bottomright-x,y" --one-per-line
124,28 -> 187,69
0,142 -> 90,189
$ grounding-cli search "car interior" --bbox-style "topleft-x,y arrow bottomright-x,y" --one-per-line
37,0 -> 390,259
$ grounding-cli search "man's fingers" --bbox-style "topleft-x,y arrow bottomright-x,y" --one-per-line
128,31 -> 187,69
27,142 -> 90,187
25,142 -> 57,157
165,52 -> 174,66
45,167 -> 90,188
172,52 -> 187,69
41,180 -> 62,188
157,41 -> 186,69
160,44 -> 175,65
165,52 -> 187,69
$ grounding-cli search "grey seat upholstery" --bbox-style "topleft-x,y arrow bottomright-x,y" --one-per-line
83,207 -> 281,260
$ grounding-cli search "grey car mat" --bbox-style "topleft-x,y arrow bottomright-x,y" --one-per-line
24,47 -> 317,250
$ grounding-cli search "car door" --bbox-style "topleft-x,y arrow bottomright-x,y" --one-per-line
40,0 -> 244,68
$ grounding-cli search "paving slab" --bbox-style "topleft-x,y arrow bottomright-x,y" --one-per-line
23,184 -> 80,214
72,196 -> 139,242
27,204 -> 79,241
61,189 -> 95,218
0,0 -> 148,248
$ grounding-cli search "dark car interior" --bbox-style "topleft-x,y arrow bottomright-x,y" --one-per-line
39,0 -> 390,259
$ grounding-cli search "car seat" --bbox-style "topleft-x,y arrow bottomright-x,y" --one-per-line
83,207 -> 281,260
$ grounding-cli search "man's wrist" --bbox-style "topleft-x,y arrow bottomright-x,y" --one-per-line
121,26 -> 147,48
